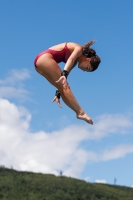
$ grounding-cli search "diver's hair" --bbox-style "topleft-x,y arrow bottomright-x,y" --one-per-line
82,40 -> 101,71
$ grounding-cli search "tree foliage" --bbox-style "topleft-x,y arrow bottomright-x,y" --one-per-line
0,167 -> 133,200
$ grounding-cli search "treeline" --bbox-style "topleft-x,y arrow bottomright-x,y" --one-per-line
0,167 -> 133,200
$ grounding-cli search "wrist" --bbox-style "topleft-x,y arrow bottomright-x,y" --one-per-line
55,90 -> 60,99
61,70 -> 69,79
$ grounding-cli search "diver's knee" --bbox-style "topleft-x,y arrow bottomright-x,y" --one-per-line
59,86 -> 71,95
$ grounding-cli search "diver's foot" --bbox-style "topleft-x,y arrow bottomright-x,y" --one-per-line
77,112 -> 93,125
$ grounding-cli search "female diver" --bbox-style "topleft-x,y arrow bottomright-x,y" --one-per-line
34,40 -> 101,125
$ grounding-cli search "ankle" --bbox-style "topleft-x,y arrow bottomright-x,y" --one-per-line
76,109 -> 85,116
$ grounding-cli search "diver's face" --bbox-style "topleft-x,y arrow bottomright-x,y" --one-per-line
78,59 -> 93,72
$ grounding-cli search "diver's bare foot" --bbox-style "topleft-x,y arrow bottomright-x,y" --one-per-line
77,112 -> 93,125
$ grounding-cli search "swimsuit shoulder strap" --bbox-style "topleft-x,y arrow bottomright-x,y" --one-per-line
64,42 -> 68,49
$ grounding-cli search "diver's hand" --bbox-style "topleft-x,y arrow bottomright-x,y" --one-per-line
56,76 -> 69,89
51,96 -> 62,108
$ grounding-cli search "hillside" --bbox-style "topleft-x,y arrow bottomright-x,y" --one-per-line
0,167 -> 133,200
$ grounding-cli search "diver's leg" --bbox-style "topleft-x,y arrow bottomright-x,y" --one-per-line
35,54 -> 93,124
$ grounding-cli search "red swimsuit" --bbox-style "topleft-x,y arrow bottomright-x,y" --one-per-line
34,43 -> 71,67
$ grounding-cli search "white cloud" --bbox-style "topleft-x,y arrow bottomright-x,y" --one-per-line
0,86 -> 29,99
95,179 -> 107,184
0,98 -> 90,176
84,176 -> 90,182
86,144 -> 133,163
0,98 -> 133,178
0,69 -> 31,100
0,68 -> 30,85
89,114 -> 133,140
100,144 -> 133,161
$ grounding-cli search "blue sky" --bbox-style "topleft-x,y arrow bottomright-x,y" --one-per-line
0,0 -> 133,188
